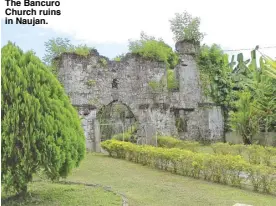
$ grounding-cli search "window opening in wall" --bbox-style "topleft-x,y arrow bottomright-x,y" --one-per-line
174,109 -> 191,133
168,69 -> 180,92
112,78 -> 118,89
83,108 -> 90,116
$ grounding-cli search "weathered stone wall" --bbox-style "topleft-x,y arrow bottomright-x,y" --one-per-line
57,41 -> 224,151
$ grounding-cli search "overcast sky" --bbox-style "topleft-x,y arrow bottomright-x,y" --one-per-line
1,0 -> 276,59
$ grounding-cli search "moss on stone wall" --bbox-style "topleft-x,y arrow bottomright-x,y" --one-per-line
86,79 -> 96,87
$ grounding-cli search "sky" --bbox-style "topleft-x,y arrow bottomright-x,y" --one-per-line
1,0 -> 276,60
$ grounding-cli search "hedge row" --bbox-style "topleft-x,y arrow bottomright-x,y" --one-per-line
157,136 -> 200,152
211,143 -> 276,167
157,136 -> 276,167
101,140 -> 276,194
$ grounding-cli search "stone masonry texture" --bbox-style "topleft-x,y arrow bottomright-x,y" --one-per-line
57,40 -> 224,151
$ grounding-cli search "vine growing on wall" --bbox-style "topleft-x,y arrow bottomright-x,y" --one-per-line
197,44 -> 234,142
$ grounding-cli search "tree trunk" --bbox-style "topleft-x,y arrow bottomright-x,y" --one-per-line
243,135 -> 252,145
222,131 -> 226,143
18,185 -> 28,197
222,108 -> 228,143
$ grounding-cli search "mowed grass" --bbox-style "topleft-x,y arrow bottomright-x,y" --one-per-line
67,153 -> 276,206
1,181 -> 121,206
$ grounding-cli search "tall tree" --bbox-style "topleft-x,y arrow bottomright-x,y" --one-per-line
1,42 -> 86,195
169,11 -> 205,43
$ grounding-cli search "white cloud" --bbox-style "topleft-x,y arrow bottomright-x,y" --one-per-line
1,0 -> 276,56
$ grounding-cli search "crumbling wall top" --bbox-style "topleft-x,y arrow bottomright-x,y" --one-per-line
175,40 -> 200,55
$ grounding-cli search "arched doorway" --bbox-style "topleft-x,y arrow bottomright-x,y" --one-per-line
97,101 -> 138,143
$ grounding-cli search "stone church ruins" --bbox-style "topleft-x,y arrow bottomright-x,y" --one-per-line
57,41 -> 224,151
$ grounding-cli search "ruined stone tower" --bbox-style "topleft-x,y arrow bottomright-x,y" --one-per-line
57,40 -> 224,151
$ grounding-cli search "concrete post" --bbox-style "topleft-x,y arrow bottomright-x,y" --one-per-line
94,119 -> 101,152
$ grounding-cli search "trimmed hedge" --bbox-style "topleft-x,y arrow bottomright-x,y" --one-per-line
157,136 -> 276,167
157,136 -> 200,152
101,140 -> 276,194
211,142 -> 276,167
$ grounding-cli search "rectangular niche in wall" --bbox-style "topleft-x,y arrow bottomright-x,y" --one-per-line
172,108 -> 195,133
168,68 -> 180,92
171,108 -> 189,133
112,78 -> 118,89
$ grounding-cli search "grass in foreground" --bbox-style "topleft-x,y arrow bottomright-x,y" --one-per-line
68,153 -> 276,206
1,181 -> 121,206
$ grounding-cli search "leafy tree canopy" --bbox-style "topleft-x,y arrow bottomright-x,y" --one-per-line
169,11 -> 205,43
260,54 -> 276,79
1,42 -> 86,195
229,50 -> 276,143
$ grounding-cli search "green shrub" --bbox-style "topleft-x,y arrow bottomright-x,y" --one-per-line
167,69 -> 179,90
129,32 -> 179,91
211,142 -> 232,155
157,136 -> 200,152
101,140 -> 276,194
157,136 -> 180,148
112,133 -> 130,142
129,32 -> 179,70
73,44 -> 91,57
211,142 -> 276,167
247,165 -> 276,193
148,80 -> 162,92
86,79 -> 96,87
158,137 -> 276,167
246,145 -> 264,165
112,125 -> 137,143
1,42 -> 86,195
99,58 -> 108,67
113,53 -> 125,62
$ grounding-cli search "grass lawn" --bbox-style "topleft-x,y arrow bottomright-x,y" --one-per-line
66,153 -> 276,206
1,181 -> 122,206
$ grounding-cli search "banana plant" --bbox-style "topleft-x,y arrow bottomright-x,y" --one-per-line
260,54 -> 276,79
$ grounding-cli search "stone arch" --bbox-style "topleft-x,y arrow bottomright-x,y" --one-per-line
97,100 -> 138,120
96,100 -> 139,142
